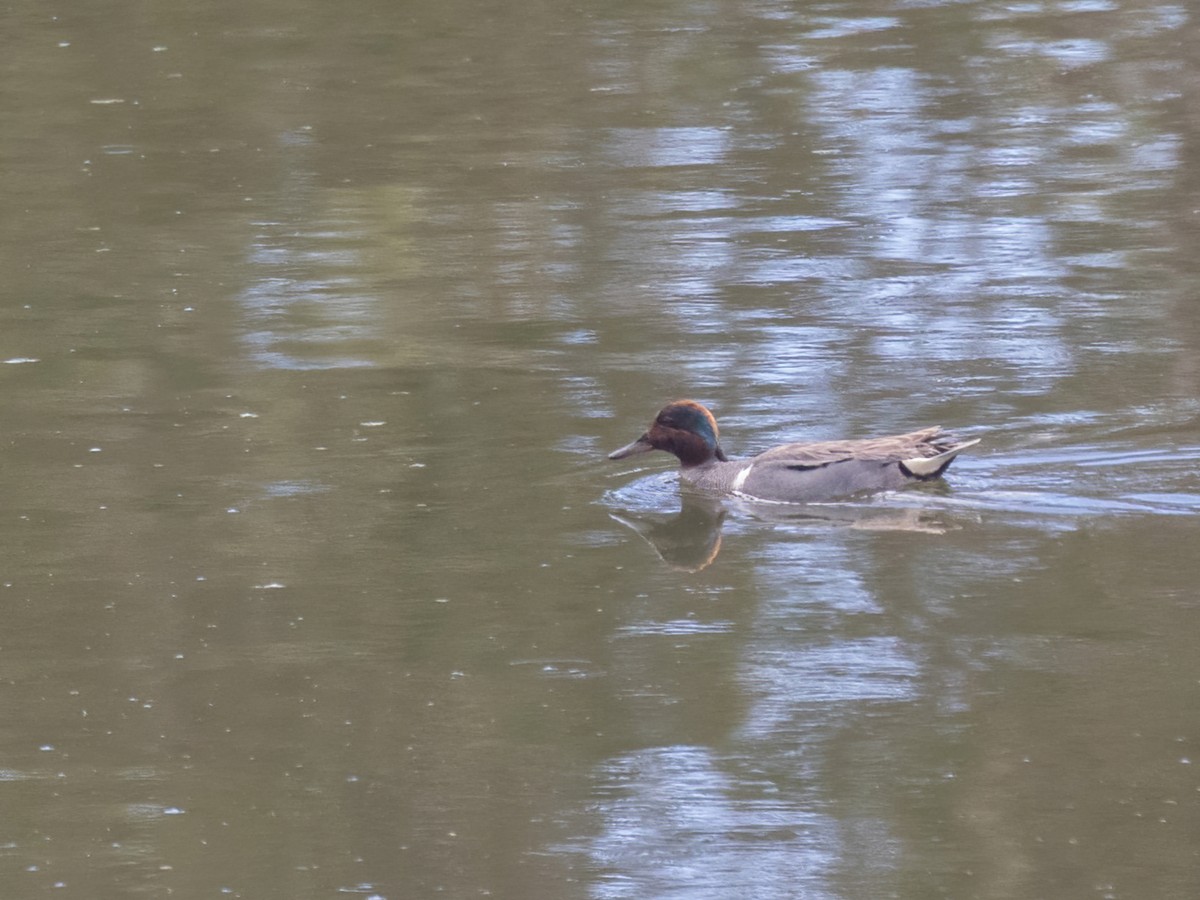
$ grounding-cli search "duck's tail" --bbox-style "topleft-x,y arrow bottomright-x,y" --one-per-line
900,438 -> 981,479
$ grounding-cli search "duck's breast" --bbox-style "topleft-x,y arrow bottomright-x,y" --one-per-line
680,460 -> 753,494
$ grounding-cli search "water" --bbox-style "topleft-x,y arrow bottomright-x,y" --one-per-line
2,0 -> 1199,897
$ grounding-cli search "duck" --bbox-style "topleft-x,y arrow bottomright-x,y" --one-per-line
608,399 -> 979,503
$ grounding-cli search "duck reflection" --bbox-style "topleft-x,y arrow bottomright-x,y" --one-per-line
610,490 -> 960,571
609,494 -> 728,572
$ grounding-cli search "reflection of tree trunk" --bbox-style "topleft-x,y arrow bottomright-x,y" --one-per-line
960,705 -> 1038,899
1168,16 -> 1200,398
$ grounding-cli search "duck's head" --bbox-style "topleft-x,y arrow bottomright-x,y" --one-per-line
608,400 -> 728,468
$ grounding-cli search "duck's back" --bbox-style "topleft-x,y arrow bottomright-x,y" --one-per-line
748,427 -> 948,466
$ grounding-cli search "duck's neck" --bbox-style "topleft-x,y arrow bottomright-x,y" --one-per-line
674,435 -> 728,468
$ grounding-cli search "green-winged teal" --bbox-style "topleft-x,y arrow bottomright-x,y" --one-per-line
609,399 -> 979,503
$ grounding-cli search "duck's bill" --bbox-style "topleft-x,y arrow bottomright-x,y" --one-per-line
608,435 -> 655,460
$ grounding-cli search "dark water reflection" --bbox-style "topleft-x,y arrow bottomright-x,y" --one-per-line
3,0 -> 1200,897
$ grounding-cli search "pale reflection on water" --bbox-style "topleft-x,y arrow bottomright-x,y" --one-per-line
575,745 -> 841,900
